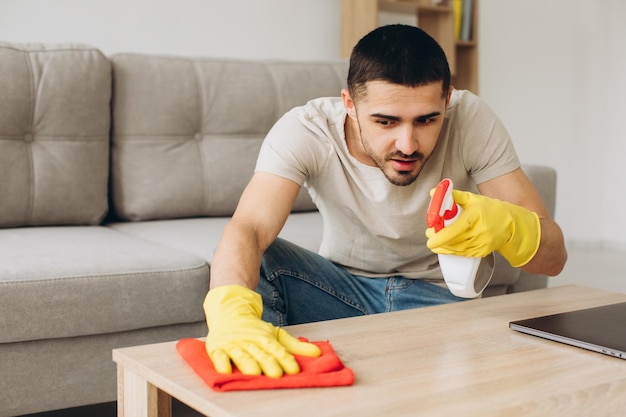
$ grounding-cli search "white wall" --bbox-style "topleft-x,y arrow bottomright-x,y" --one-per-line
2,0 -> 626,250
0,0 -> 340,59
479,0 -> 626,250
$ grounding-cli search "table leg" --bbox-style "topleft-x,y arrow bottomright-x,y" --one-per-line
117,364 -> 172,417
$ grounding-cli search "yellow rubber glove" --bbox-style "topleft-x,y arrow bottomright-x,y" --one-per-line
426,190 -> 541,267
203,285 -> 321,378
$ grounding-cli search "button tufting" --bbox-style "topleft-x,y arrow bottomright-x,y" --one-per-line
24,133 -> 34,143
194,133 -> 203,141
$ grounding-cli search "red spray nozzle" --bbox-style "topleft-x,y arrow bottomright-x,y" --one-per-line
426,179 -> 459,232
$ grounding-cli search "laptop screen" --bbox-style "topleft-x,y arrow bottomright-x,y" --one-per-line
509,302 -> 626,359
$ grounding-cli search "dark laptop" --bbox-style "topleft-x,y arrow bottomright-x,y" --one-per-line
509,302 -> 626,359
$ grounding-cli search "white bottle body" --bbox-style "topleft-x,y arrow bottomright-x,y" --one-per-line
439,254 -> 484,298
439,203 -> 493,298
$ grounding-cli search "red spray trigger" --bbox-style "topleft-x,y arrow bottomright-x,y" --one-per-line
426,178 -> 493,298
426,179 -> 459,232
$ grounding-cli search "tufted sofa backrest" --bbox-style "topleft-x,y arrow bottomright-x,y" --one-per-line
110,54 -> 348,221
0,43 -> 111,227
0,42 -> 349,226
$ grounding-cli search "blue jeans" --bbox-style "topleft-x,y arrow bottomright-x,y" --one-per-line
256,238 -> 466,326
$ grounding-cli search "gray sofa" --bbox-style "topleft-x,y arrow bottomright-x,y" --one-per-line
0,42 -> 555,416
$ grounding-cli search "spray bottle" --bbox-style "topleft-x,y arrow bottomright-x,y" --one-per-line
426,178 -> 494,298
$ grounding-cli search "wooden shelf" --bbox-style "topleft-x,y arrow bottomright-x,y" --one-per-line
340,0 -> 479,93
456,40 -> 477,48
379,1 -> 451,14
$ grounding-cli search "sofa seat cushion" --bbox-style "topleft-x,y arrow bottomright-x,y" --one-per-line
0,43 -> 111,227
107,211 -> 324,264
0,226 -> 209,344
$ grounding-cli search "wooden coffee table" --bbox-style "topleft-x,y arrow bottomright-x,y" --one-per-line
113,285 -> 626,417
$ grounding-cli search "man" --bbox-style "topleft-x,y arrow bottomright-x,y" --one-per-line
203,25 -> 567,379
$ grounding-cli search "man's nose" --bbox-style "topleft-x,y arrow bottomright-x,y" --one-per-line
395,126 -> 418,155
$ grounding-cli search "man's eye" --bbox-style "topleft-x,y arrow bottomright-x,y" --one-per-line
377,120 -> 392,126
417,117 -> 435,124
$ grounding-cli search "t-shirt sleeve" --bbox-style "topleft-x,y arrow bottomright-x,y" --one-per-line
255,109 -> 333,186
457,93 -> 520,184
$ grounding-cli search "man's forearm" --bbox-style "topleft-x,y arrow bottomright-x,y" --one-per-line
209,222 -> 265,290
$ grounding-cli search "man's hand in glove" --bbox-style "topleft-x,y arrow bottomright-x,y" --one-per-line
203,285 -> 321,378
426,189 -> 541,267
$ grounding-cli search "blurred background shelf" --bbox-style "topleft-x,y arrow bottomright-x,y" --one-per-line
340,0 -> 479,93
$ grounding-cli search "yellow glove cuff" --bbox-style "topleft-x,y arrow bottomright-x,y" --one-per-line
498,208 -> 541,267
203,284 -> 262,325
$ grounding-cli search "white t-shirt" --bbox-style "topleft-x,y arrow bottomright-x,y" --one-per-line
256,89 -> 520,280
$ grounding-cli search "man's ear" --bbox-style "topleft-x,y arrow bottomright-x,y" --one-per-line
341,89 -> 357,119
445,85 -> 453,107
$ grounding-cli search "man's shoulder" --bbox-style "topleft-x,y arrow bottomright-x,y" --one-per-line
448,88 -> 482,110
447,89 -> 498,124
288,97 -> 345,121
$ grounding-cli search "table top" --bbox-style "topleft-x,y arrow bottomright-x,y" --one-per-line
113,285 -> 626,417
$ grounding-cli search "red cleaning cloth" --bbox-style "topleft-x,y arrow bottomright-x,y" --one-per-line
176,337 -> 354,392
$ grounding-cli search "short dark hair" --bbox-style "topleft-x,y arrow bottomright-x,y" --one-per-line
347,24 -> 451,101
